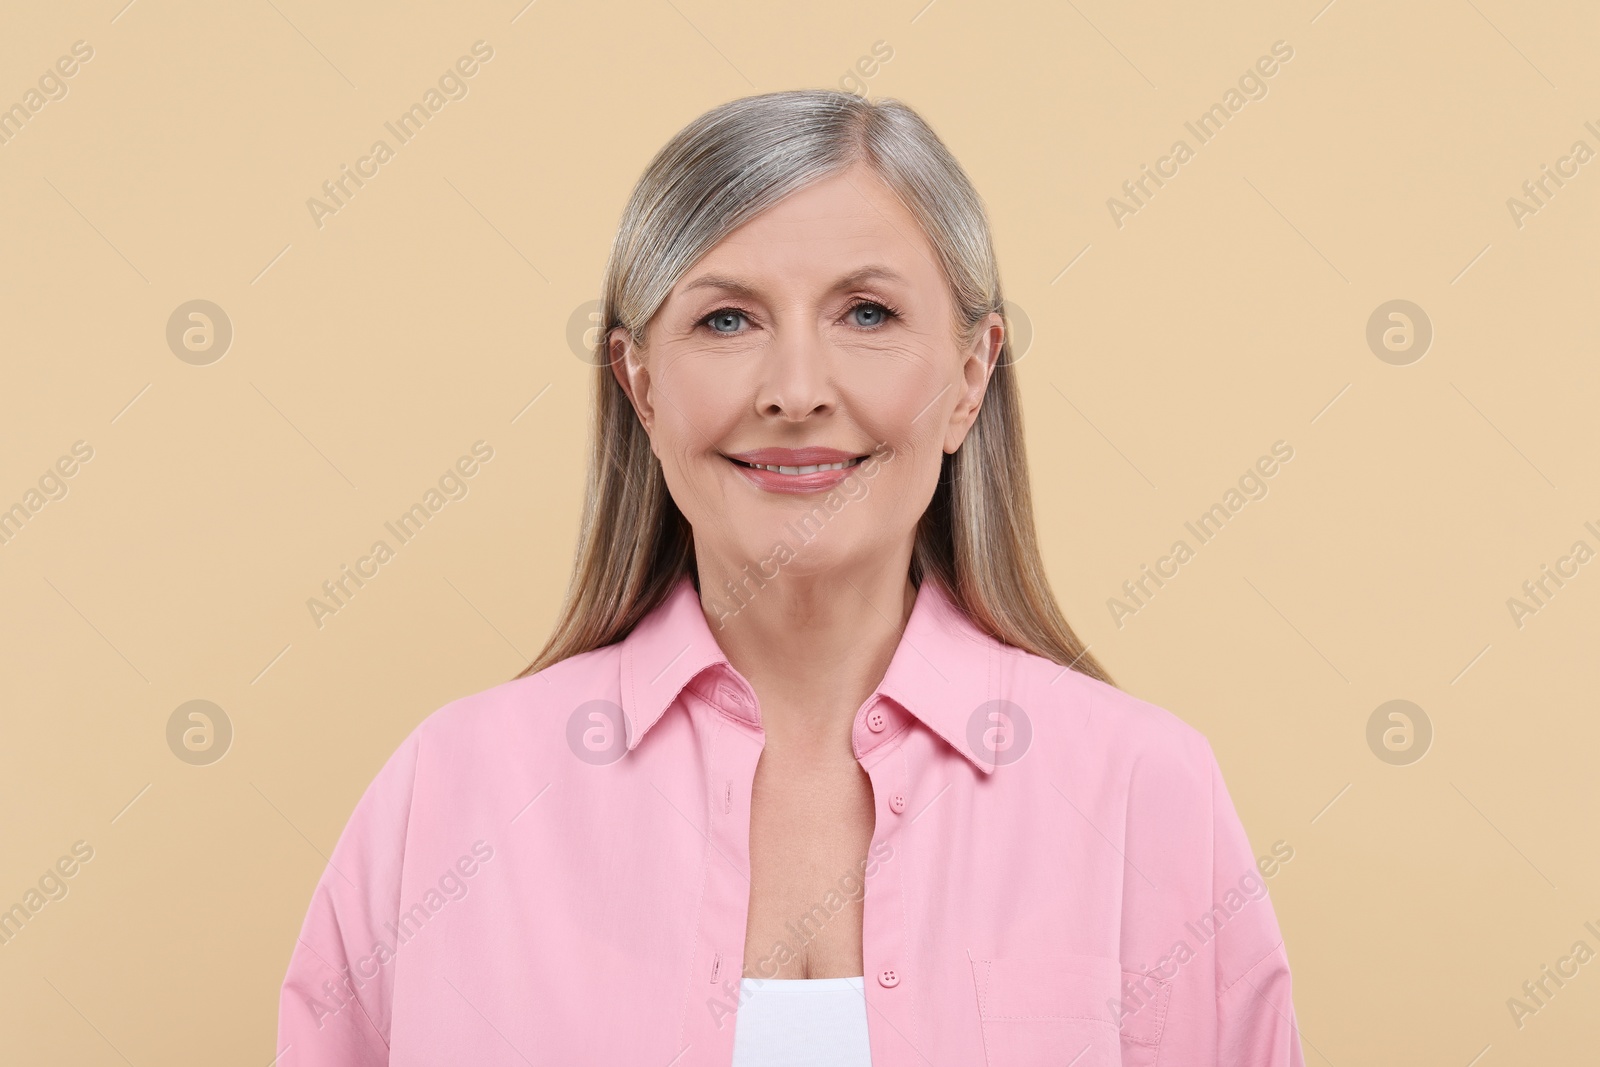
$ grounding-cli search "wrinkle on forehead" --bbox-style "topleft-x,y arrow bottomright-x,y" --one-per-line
677,167 -> 940,295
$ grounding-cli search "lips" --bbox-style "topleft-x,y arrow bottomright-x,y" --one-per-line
725,446 -> 866,471
723,446 -> 871,494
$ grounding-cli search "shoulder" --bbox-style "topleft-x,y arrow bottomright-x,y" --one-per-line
320,645 -> 627,878
998,644 -> 1217,796
402,643 -> 625,763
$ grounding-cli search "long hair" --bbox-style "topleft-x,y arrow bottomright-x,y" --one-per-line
513,89 -> 1114,688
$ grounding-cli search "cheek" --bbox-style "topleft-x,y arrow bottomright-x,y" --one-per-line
836,366 -> 960,513
878,445 -> 945,526
645,356 -> 746,523
648,350 -> 740,458
843,437 -> 944,533
652,412 -> 720,514
850,379 -> 952,469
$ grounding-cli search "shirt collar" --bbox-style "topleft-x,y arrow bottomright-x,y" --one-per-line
616,573 -> 1004,774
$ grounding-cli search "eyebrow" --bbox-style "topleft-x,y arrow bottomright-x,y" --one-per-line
679,265 -> 911,300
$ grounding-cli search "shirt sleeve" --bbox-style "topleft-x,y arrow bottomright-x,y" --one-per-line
1206,742 -> 1306,1067
276,727 -> 423,1067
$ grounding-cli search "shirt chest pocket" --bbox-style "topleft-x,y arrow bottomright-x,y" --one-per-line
969,954 -> 1171,1067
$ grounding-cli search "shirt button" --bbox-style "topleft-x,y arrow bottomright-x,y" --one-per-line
888,793 -> 906,814
878,968 -> 900,988
866,708 -> 887,733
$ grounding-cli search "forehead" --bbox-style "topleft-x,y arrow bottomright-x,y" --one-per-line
675,164 -> 941,295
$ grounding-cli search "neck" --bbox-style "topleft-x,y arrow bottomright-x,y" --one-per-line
694,549 -> 917,751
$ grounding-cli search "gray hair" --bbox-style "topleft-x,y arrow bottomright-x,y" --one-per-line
609,90 -> 994,352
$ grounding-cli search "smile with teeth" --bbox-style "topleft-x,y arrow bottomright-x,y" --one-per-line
731,457 -> 866,475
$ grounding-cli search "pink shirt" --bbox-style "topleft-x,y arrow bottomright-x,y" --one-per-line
277,574 -> 1306,1065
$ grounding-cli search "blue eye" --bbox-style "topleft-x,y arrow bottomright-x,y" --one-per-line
850,301 -> 895,328
698,300 -> 899,336
703,309 -> 746,334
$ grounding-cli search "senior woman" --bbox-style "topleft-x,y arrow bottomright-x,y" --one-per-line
277,89 -> 1305,1066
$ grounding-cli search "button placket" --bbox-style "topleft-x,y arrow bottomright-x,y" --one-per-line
860,733 -> 917,1059
680,698 -> 764,1061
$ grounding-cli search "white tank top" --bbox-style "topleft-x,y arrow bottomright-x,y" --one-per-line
730,975 -> 873,1066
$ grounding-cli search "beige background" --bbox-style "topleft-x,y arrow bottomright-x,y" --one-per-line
1,0 -> 1596,1062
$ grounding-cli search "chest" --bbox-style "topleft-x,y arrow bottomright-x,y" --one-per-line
382,692 -> 1208,1065
741,746 -> 877,979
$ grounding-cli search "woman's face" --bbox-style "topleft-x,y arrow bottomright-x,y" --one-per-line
609,161 -> 1003,592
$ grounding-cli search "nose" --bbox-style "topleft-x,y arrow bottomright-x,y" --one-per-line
754,319 -> 837,421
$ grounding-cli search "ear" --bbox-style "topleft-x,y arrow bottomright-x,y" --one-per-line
943,311 -> 1004,454
608,326 -> 656,434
